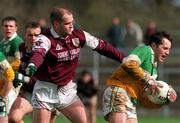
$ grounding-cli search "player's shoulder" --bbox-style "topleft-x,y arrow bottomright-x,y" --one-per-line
36,34 -> 51,43
133,45 -> 149,51
33,34 -> 51,50
14,34 -> 23,42
130,45 -> 151,54
72,28 -> 85,36
11,35 -> 23,45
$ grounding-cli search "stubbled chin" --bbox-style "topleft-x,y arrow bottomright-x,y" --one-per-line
160,58 -> 165,63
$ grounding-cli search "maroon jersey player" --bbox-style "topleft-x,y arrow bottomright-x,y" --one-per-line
26,7 -> 124,123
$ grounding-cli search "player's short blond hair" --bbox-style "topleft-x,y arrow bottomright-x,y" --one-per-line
50,7 -> 72,24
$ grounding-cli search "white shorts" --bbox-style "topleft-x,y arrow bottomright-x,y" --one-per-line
32,80 -> 80,111
0,88 -> 18,117
103,86 -> 137,120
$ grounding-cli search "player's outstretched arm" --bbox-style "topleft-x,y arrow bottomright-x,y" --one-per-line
121,59 -> 159,95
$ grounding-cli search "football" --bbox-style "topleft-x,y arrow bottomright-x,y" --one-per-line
145,80 -> 170,104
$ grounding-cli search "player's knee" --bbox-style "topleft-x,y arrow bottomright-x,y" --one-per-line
9,112 -> 23,123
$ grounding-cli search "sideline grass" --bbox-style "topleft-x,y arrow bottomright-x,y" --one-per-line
24,115 -> 180,123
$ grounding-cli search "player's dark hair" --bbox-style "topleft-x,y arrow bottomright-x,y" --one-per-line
1,16 -> 17,26
148,31 -> 172,46
80,70 -> 92,78
25,22 -> 41,30
50,7 -> 72,24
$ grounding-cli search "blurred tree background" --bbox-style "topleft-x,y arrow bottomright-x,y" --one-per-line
0,0 -> 180,40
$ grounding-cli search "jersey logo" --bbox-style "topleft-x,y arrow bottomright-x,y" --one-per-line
72,38 -> 80,47
35,39 -> 43,46
56,44 -> 62,50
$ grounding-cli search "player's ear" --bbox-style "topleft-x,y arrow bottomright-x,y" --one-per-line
53,20 -> 59,27
151,42 -> 157,49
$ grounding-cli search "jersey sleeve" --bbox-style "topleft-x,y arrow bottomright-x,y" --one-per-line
9,37 -> 23,71
29,34 -> 51,68
10,58 -> 21,71
121,60 -> 146,81
0,52 -> 14,82
83,31 -> 124,62
121,46 -> 150,81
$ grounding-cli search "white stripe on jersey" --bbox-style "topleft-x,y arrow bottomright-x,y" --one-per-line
83,31 -> 99,49
33,34 -> 51,54
0,59 -> 11,80
123,54 -> 141,65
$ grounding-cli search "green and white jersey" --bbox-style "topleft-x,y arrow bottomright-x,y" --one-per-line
128,45 -> 158,79
0,33 -> 23,63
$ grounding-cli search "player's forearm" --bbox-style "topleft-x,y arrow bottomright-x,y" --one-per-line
94,39 -> 124,62
10,59 -> 21,71
29,50 -> 45,68
0,59 -> 15,81
4,67 -> 15,82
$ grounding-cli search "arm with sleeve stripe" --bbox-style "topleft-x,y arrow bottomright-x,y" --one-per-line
0,56 -> 14,97
121,60 -> 146,81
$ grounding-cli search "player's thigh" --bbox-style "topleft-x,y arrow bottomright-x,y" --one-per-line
127,118 -> 138,123
60,100 -> 88,123
10,96 -> 33,115
9,96 -> 33,121
108,112 -> 127,123
32,108 -> 51,123
0,116 -> 8,123
103,86 -> 137,120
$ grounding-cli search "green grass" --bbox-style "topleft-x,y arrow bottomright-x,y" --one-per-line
24,115 -> 180,123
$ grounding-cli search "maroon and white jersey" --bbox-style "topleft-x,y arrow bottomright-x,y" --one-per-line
30,27 -> 124,86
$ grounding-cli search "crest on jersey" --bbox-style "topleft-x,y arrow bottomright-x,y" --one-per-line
35,39 -> 43,46
72,38 -> 80,47
56,44 -> 62,50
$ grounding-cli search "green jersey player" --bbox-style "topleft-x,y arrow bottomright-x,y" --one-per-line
0,16 -> 23,71
103,31 -> 177,123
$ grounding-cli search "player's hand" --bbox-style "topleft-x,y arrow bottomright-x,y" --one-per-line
13,72 -> 24,88
167,87 -> 177,103
13,72 -> 30,88
143,74 -> 160,96
26,63 -> 37,76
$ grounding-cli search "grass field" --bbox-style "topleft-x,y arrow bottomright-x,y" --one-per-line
24,115 -> 180,123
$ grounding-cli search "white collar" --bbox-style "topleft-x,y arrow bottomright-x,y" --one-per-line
50,26 -> 74,39
3,32 -> 17,41
149,46 -> 157,67
50,27 -> 60,38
